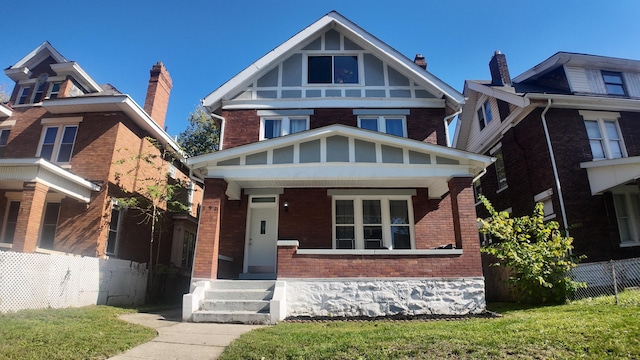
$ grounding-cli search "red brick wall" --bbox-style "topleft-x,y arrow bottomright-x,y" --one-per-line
220,107 -> 447,149
193,178 -> 226,279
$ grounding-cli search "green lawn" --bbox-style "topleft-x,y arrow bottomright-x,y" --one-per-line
0,306 -> 156,360
220,298 -> 640,359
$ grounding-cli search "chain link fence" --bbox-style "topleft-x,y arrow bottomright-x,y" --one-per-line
570,257 -> 640,304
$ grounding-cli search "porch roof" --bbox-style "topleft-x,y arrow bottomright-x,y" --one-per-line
188,125 -> 494,199
580,156 -> 640,195
0,158 -> 100,202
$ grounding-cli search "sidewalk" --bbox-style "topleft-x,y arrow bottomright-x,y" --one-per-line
109,308 -> 264,360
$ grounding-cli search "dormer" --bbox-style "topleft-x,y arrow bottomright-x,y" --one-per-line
5,42 -> 102,106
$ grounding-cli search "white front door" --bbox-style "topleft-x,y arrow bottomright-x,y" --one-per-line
246,197 -> 278,274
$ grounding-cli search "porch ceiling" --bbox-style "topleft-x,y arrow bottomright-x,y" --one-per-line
580,156 -> 640,195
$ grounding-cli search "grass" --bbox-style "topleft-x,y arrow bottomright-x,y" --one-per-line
0,306 -> 156,360
219,295 -> 640,359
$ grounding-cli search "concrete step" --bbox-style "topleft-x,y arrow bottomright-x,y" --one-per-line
212,280 -> 275,290
205,289 -> 273,301
201,299 -> 270,312
191,310 -> 271,325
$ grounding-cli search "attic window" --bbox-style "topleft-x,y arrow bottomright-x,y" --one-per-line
308,55 -> 358,84
477,100 -> 493,130
602,71 -> 627,96
32,74 -> 48,103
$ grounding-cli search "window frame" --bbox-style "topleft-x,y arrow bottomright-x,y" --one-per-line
477,100 -> 493,130
490,144 -> 508,191
612,188 -> 640,247
17,86 -> 30,105
31,74 -> 48,103
36,123 -> 79,164
357,116 -> 407,137
106,201 -> 123,256
306,54 -> 360,85
331,195 -> 415,250
259,116 -> 309,140
580,111 -> 626,161
601,70 -> 627,96
0,128 -> 10,158
38,202 -> 60,250
47,81 -> 62,99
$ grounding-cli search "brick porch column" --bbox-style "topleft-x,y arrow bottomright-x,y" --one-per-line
192,178 -> 227,280
448,177 -> 479,248
12,182 -> 49,253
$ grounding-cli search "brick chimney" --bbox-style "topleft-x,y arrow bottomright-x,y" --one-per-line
413,54 -> 427,70
489,50 -> 511,86
143,62 -> 172,129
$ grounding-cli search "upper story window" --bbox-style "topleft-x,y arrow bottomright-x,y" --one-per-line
308,55 -> 359,84
261,116 -> 309,140
333,196 -> 414,250
17,86 -> 30,105
48,82 -> 62,99
38,124 -> 78,163
31,74 -> 49,103
491,144 -> 508,191
581,111 -> 625,160
357,116 -> 407,137
477,100 -> 493,130
0,129 -> 10,158
602,71 -> 627,96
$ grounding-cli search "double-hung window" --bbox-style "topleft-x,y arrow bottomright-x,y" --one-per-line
602,71 -> 627,96
581,111 -> 625,160
477,100 -> 493,130
17,86 -> 30,105
37,118 -> 81,163
48,82 -> 62,99
358,116 -> 407,137
333,196 -> 414,250
39,202 -> 60,250
106,202 -> 122,256
308,55 -> 359,84
613,190 -> 640,247
261,116 -> 309,140
491,144 -> 508,191
0,129 -> 10,158
31,74 -> 48,103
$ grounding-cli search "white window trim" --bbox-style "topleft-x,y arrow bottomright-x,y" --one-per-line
490,143 -> 508,192
30,74 -> 48,104
36,123 -> 80,164
331,195 -> 415,250
17,86 -> 30,105
357,115 -> 407,137
534,188 -> 556,221
46,81 -> 63,99
612,187 -> 640,247
580,110 -> 626,160
259,116 -> 309,140
477,99 -> 492,130
106,200 -> 123,256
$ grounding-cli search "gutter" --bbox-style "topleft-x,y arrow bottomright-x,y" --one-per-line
540,99 -> 570,237
443,108 -> 462,147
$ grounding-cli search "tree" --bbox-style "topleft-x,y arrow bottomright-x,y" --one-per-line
0,83 -> 10,104
113,137 -> 190,296
177,105 -> 219,157
478,195 -> 585,304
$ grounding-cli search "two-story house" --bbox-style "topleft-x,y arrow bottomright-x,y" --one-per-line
0,42 -> 201,282
454,51 -> 640,263
183,12 -> 494,323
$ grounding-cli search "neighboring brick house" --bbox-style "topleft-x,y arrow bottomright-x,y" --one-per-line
184,12 -> 493,322
0,42 -> 201,277
454,51 -> 640,263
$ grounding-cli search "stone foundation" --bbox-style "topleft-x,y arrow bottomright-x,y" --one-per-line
284,277 -> 486,318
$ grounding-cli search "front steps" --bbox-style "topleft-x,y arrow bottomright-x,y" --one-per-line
191,280 -> 275,324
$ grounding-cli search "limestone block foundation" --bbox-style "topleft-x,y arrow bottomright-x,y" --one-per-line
284,277 -> 486,318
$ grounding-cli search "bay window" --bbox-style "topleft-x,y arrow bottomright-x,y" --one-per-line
333,196 -> 414,250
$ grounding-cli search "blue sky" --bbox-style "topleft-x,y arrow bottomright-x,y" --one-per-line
2,0 -> 639,138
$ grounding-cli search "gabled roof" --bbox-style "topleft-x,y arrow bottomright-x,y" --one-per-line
189,125 -> 493,199
202,11 -> 464,112
514,52 -> 640,83
4,41 -> 102,93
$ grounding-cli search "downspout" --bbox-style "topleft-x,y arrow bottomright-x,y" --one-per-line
444,108 -> 462,147
473,168 -> 488,184
540,99 -> 570,237
210,112 -> 226,151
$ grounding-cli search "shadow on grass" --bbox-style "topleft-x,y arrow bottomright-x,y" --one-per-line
487,302 -> 546,314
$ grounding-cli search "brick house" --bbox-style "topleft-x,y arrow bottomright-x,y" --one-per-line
183,12 -> 493,323
0,42 -> 201,278
454,51 -> 640,263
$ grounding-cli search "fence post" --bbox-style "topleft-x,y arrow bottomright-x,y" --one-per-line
611,260 -> 618,305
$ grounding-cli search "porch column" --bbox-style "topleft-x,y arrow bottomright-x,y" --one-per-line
193,178 -> 227,280
12,182 -> 49,253
448,176 -> 478,251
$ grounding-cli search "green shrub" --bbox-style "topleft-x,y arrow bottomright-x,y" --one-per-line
478,195 -> 585,303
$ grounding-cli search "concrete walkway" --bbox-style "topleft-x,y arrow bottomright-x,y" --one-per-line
109,308 -> 264,360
